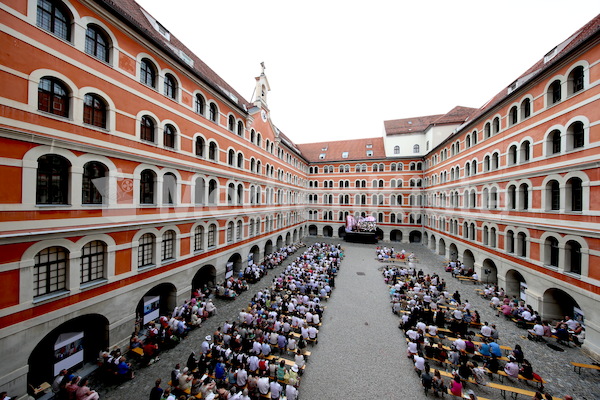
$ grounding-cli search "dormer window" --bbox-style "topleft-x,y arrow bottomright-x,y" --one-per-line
366,144 -> 373,149
319,153 -> 326,159
341,152 -> 349,159
366,150 -> 373,157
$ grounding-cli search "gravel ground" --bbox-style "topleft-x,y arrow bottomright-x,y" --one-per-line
91,238 -> 600,400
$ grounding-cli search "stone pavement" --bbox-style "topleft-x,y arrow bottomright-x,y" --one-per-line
91,238 -> 600,400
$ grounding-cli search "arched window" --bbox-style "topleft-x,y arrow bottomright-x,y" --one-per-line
38,77 -> 69,117
164,73 -> 177,99
484,122 -> 491,138
209,103 -> 218,122
568,121 -> 585,149
492,117 -> 500,134
549,80 -> 561,104
195,93 -> 205,115
517,232 -> 527,257
208,179 -> 217,204
140,169 -> 156,204
194,226 -> 204,251
228,149 -> 235,166
36,154 -> 70,204
521,98 -> 531,119
569,66 -> 584,95
82,161 -> 107,204
138,233 -> 154,268
83,94 -> 107,128
506,230 -> 515,253
162,173 -> 176,205
208,142 -> 218,161
520,141 -> 531,162
565,240 -> 582,275
508,145 -> 518,165
228,115 -> 235,131
545,237 -> 559,267
140,58 -> 157,88
161,230 -> 175,261
549,130 -> 561,154
393,145 -> 400,154
548,180 -> 560,211
140,115 -> 155,142
237,121 -> 244,137
195,137 -> 205,157
509,106 -> 518,125
207,224 -> 217,248
80,241 -> 105,283
237,153 -> 244,169
163,124 -> 176,149
194,177 -> 205,205
567,177 -> 583,212
37,0 -> 71,41
236,220 -> 243,240
227,221 -> 234,243
34,246 -> 68,297
413,144 -> 420,153
85,24 -> 109,62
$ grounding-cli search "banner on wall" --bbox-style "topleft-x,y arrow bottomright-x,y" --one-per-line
143,296 -> 160,325
225,262 -> 234,279
54,332 -> 84,375
573,307 -> 584,324
519,282 -> 528,302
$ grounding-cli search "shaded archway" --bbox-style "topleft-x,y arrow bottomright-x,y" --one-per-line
227,253 -> 243,278
482,259 -> 498,284
338,226 -> 346,238
264,240 -> 273,256
542,288 -> 582,322
28,314 -> 109,389
438,238 -> 446,256
390,229 -> 402,242
276,235 -> 284,249
137,283 -> 177,325
430,235 -> 436,252
308,225 -> 318,236
375,228 -> 384,240
192,264 -> 216,294
248,245 -> 260,267
293,229 -> 298,242
462,249 -> 475,270
409,230 -> 421,243
285,232 -> 291,245
506,269 -> 527,300
423,232 -> 429,246
323,225 -> 333,237
449,243 -> 459,262
299,227 -> 304,238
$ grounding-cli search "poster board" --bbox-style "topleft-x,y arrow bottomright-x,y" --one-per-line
54,332 -> 84,375
225,262 -> 234,279
519,282 -> 528,302
573,307 -> 585,324
143,295 -> 160,324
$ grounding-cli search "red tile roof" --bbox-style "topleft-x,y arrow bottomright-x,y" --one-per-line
383,106 -> 477,136
297,137 -> 385,162
98,0 -> 251,112
461,13 -> 600,131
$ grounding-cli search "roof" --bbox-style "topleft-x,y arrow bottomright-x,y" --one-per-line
384,106 -> 477,136
460,13 -> 600,131
296,137 -> 385,163
97,0 -> 251,112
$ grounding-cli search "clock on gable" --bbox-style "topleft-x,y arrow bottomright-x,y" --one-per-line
261,109 -> 267,122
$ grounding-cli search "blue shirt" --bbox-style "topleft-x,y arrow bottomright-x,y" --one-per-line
479,343 -> 491,356
489,342 -> 502,357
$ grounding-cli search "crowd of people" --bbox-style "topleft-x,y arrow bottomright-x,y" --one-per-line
150,242 -> 341,400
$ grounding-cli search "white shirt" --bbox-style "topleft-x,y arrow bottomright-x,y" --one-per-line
454,338 -> 466,351
257,377 -> 270,395
286,385 -> 298,400
481,325 -> 492,337
414,355 -> 425,371
269,381 -> 282,398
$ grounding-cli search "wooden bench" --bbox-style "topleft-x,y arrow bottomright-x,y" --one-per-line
30,382 -> 50,397
129,346 -> 144,357
456,276 -> 479,284
167,381 -> 202,399
571,361 -> 600,375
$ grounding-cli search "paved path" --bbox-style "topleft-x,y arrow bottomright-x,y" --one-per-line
93,238 -> 600,400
